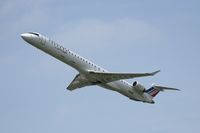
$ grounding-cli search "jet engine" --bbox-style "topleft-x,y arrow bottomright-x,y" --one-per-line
132,81 -> 146,93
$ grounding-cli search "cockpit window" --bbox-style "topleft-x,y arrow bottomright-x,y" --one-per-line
29,32 -> 39,36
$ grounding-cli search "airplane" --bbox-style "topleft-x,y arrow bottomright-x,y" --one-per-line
21,32 -> 179,104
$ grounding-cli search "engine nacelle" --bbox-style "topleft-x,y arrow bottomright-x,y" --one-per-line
132,81 -> 146,93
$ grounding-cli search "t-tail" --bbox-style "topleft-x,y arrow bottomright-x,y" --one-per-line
145,85 -> 180,98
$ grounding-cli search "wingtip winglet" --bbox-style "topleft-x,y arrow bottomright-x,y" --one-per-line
151,70 -> 161,76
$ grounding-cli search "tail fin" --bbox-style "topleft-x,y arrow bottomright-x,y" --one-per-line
146,85 -> 180,98
146,86 -> 160,97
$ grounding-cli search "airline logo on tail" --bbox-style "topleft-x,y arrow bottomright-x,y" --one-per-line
146,87 -> 160,97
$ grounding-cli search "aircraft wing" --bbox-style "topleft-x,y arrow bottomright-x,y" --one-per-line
67,74 -> 94,90
67,70 -> 160,90
88,70 -> 160,83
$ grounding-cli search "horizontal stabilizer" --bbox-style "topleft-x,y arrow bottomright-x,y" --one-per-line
146,85 -> 180,97
153,85 -> 180,91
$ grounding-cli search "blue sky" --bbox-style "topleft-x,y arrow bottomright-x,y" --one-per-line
0,0 -> 200,133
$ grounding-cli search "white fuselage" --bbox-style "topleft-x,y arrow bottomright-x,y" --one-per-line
21,32 -> 153,103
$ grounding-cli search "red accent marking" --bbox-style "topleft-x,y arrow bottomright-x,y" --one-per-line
151,90 -> 159,97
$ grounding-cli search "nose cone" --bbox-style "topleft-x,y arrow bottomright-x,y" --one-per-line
21,33 -> 32,42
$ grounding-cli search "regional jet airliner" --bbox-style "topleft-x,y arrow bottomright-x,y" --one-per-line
21,32 -> 179,104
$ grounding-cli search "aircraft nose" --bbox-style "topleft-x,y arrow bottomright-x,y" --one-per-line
21,33 -> 31,42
